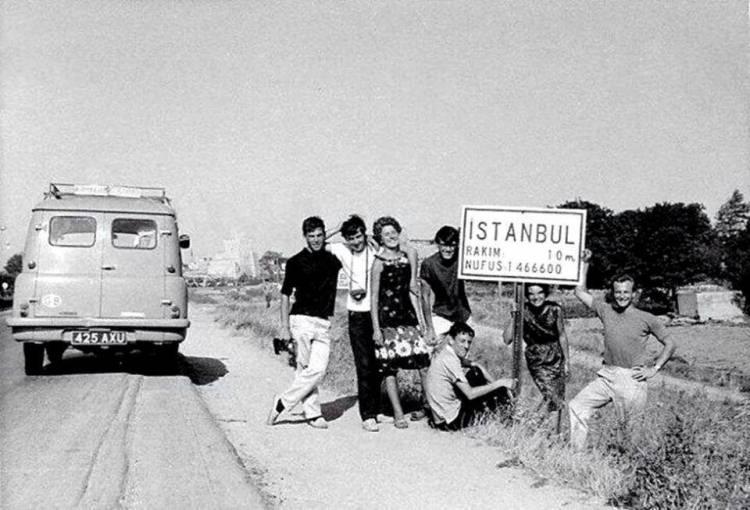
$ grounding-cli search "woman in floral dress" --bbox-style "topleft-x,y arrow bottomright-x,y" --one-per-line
370,216 -> 430,429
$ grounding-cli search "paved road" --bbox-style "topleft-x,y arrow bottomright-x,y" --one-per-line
0,311 -> 265,509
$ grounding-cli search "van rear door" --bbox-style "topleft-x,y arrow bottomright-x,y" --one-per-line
100,214 -> 166,319
33,213 -> 103,318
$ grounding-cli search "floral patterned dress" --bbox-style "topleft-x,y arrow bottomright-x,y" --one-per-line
374,252 -> 430,372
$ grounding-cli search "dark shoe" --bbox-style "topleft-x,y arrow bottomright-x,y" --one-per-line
266,396 -> 285,426
410,409 -> 428,421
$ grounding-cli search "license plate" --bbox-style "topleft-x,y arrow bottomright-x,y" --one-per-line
71,330 -> 127,345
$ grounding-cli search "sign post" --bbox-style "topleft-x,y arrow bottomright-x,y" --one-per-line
458,206 -> 587,399
512,282 -> 525,397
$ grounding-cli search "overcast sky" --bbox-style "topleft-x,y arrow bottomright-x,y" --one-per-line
1,1 -> 748,259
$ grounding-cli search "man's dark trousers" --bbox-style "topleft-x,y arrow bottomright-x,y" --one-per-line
348,311 -> 380,420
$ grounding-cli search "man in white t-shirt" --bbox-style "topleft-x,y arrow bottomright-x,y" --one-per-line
327,215 -> 382,432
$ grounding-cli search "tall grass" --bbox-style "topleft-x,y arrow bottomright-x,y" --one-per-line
203,289 -> 750,508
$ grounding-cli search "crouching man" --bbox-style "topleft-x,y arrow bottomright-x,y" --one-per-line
426,322 -> 515,431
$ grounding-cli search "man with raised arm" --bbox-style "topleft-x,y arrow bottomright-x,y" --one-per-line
325,215 -> 383,432
569,249 -> 676,450
267,216 -> 342,429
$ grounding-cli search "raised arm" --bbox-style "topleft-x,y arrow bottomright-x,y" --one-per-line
574,248 -> 594,309
501,300 -> 518,345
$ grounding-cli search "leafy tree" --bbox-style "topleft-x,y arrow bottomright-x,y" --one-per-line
4,253 -> 22,279
558,200 -> 721,313
722,222 -> 750,312
628,202 -> 719,296
715,189 -> 749,241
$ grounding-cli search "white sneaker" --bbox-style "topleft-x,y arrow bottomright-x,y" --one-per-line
376,413 -> 394,424
362,418 -> 379,432
308,417 -> 329,429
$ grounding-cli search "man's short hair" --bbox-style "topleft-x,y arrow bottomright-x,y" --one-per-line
447,321 -> 475,339
372,216 -> 402,244
434,225 -> 459,246
611,273 -> 636,290
341,215 -> 366,238
302,216 -> 325,235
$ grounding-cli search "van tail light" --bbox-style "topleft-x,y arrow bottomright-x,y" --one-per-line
20,303 -> 29,317
170,306 -> 181,318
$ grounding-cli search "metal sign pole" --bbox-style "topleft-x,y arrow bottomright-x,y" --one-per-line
512,282 -> 524,398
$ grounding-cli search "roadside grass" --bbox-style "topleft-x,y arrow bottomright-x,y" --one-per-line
203,289 -> 750,508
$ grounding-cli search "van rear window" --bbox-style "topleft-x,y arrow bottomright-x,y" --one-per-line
112,219 -> 157,249
49,216 -> 96,247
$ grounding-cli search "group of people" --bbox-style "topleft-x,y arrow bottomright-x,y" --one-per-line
266,214 -> 676,451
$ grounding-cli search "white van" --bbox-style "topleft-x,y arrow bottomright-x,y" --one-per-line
7,183 -> 190,374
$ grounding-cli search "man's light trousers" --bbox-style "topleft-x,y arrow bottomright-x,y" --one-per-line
279,315 -> 331,419
568,366 -> 648,451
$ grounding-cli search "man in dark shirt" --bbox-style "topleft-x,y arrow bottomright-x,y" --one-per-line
420,226 -> 472,343
267,216 -> 342,429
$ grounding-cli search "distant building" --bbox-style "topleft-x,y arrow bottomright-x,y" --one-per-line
184,233 -> 259,286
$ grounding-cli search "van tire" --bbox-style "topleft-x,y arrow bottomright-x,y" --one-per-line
24,344 -> 45,375
46,342 -> 67,365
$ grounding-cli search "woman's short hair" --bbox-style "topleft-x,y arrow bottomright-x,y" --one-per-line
372,216 -> 402,244
302,216 -> 325,235
434,225 -> 459,245
525,283 -> 550,297
341,215 -> 366,238
448,321 -> 475,339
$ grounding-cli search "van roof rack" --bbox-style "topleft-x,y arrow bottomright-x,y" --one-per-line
47,183 -> 169,202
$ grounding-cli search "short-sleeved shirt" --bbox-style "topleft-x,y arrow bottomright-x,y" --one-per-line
281,248 -> 342,319
425,345 -> 468,424
419,253 -> 471,323
328,243 -> 374,312
592,298 -> 670,368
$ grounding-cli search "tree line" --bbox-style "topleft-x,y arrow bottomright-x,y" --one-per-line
559,189 -> 750,312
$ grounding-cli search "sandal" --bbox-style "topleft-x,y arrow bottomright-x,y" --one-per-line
394,417 -> 409,429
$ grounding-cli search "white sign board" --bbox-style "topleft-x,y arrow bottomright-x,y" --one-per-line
459,206 -> 587,285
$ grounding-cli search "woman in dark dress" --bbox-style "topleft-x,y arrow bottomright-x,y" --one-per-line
503,284 -> 570,433
370,216 -> 430,429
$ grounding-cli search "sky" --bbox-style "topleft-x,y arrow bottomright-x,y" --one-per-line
1,1 -> 748,260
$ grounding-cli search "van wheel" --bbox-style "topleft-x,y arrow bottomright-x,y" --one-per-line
46,342 -> 67,365
24,344 -> 45,375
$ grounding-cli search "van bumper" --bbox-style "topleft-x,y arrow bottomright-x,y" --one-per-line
6,317 -> 190,343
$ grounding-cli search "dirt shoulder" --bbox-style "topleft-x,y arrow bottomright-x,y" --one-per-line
181,305 -> 607,509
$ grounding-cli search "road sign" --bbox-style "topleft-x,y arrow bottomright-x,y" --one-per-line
459,205 -> 586,285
